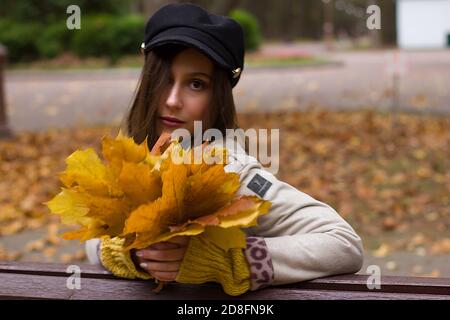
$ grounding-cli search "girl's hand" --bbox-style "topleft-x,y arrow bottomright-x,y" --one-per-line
132,236 -> 189,281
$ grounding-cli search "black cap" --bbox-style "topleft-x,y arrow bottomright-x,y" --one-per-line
142,3 -> 245,88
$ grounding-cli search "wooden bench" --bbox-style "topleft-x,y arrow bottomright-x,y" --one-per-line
1,261 -> 449,300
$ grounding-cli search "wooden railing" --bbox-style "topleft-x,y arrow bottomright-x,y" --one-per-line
1,261 -> 449,300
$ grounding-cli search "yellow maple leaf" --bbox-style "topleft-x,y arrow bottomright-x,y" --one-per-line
45,186 -> 132,240
123,195 -> 271,250
59,148 -> 123,197
184,165 -> 240,220
101,131 -> 149,174
169,196 -> 271,234
186,142 -> 229,175
46,132 -> 272,255
118,161 -> 162,205
122,149 -> 190,248
45,188 -> 90,226
123,197 -> 171,236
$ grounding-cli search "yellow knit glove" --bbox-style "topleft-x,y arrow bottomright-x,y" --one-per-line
175,235 -> 251,296
100,236 -> 152,280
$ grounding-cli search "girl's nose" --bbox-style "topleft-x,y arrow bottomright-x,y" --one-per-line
165,83 -> 182,110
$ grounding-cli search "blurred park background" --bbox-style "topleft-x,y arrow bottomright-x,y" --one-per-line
0,0 -> 449,278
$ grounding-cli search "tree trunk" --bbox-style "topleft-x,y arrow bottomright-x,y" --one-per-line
0,44 -> 13,139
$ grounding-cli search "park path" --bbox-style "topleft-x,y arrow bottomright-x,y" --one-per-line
4,44 -> 450,131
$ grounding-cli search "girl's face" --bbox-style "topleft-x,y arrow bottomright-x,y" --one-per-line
156,47 -> 213,137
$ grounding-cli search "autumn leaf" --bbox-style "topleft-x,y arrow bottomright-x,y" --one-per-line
150,131 -> 172,155
118,161 -> 162,205
45,186 -> 131,240
122,197 -> 171,237
58,148 -> 123,197
45,188 -> 90,226
160,160 -> 189,223
102,131 -> 149,174
151,196 -> 272,251
184,164 -> 240,220
46,131 -> 272,255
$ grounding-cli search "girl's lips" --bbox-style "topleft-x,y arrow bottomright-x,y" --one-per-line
160,116 -> 185,128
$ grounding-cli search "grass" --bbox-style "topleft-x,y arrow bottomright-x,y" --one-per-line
245,56 -> 331,68
8,52 -> 333,71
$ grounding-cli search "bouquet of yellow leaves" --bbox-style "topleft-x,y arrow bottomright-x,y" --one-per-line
45,131 -> 271,253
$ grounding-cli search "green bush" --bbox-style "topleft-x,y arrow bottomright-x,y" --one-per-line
0,13 -> 145,64
36,22 -> 74,58
70,15 -> 115,59
0,0 -> 132,24
70,14 -> 144,64
0,19 -> 41,62
229,9 -> 262,52
107,15 -> 145,62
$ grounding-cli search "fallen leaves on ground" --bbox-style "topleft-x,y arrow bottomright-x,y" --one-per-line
238,108 -> 450,258
0,109 -> 449,276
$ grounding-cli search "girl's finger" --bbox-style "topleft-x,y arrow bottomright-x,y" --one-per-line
137,247 -> 186,261
139,261 -> 180,272
147,242 -> 180,250
167,236 -> 189,246
150,271 -> 179,282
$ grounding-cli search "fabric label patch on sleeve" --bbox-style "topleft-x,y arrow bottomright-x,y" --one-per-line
247,173 -> 272,198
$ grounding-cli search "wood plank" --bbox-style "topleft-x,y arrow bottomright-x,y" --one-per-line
241,288 -> 449,300
285,274 -> 450,295
0,261 -> 115,279
1,261 -> 449,299
2,261 -> 450,295
1,273 -> 448,300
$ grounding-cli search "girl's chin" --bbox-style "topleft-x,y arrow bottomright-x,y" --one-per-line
157,128 -> 183,138
158,127 -> 175,135
159,124 -> 191,133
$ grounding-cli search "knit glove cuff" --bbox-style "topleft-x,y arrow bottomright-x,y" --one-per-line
100,236 -> 152,280
175,235 -> 251,296
245,236 -> 275,290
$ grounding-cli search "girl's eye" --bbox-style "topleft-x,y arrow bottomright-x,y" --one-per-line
190,79 -> 205,91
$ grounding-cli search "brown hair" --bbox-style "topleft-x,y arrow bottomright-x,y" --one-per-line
122,43 -> 239,149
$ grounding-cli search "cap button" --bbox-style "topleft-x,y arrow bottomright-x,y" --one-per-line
232,67 -> 241,78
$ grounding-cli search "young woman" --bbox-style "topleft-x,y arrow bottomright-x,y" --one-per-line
86,3 -> 364,296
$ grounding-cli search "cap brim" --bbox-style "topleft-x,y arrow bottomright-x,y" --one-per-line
144,27 -> 232,70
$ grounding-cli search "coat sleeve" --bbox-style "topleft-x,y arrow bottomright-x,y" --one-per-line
225,152 -> 364,286
85,238 -> 101,264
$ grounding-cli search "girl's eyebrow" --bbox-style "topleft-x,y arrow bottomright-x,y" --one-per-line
187,72 -> 211,79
